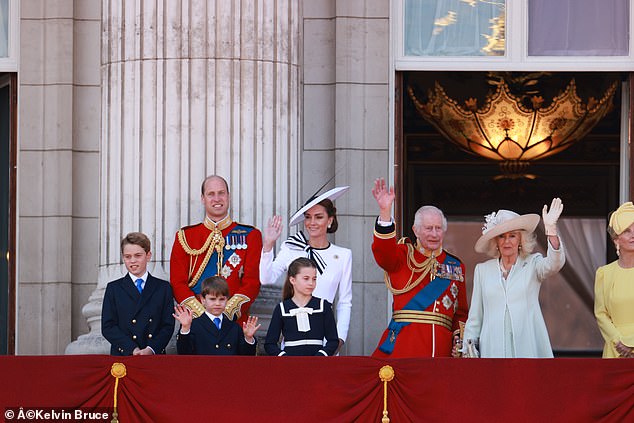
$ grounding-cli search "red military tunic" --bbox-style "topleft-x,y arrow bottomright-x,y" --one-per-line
170,215 -> 262,325
371,221 -> 468,358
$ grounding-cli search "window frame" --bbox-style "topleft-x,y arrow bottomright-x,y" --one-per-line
393,0 -> 634,72
0,0 -> 18,72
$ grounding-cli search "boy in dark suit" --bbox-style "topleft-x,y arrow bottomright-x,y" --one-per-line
174,276 -> 260,355
101,232 -> 175,355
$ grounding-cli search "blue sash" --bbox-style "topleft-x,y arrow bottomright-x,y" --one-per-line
378,254 -> 460,354
191,225 -> 254,294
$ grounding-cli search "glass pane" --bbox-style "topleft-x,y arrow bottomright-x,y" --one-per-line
0,0 -> 7,58
404,0 -> 506,57
529,0 -> 629,56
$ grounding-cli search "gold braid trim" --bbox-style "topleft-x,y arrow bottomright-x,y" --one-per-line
374,228 -> 396,239
383,242 -> 438,295
178,228 -> 213,255
178,227 -> 226,289
392,310 -> 452,331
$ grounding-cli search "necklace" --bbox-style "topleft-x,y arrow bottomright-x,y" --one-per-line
617,259 -> 634,269
499,260 -> 512,279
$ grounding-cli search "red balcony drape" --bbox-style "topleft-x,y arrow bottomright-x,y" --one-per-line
1,355 -> 631,422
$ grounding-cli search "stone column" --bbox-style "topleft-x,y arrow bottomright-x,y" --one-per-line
301,1 -> 390,355
67,0 -> 301,354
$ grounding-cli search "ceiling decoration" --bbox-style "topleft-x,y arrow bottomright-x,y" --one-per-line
408,74 -> 618,179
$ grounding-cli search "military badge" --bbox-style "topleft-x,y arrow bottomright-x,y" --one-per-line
229,254 -> 241,268
221,265 -> 232,278
442,294 -> 453,310
450,283 -> 459,298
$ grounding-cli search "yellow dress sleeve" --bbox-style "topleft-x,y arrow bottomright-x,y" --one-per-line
594,266 -> 621,347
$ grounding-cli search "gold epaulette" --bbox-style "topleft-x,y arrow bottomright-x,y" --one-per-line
181,297 -> 205,318
224,294 -> 250,321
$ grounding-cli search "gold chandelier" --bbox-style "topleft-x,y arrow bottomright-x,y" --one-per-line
408,77 -> 617,178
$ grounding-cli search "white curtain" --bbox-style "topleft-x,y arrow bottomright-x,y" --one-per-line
404,0 -> 505,56
528,0 -> 629,56
539,218 -> 607,312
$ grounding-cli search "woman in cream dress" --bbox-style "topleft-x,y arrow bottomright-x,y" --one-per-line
463,198 -> 565,358
594,201 -> 634,358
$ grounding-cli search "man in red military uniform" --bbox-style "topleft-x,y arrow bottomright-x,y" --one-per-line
370,178 -> 468,358
170,175 -> 261,325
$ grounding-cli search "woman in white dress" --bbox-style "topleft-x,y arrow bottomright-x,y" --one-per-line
463,198 -> 565,358
260,187 -> 352,352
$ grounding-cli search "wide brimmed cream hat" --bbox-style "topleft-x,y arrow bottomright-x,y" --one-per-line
608,201 -> 634,236
289,186 -> 350,226
474,209 -> 540,253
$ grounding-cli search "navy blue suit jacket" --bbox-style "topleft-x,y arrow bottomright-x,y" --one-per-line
176,314 -> 256,356
101,273 -> 175,355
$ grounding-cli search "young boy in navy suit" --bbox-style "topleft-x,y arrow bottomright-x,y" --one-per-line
101,232 -> 175,355
174,276 -> 260,355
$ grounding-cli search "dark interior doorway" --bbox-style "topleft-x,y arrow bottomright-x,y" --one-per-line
0,73 -> 16,355
398,71 -> 625,355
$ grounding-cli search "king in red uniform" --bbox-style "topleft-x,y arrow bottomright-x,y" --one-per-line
370,178 -> 468,358
170,175 -> 262,324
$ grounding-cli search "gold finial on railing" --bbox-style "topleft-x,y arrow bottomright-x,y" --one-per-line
379,365 -> 395,423
110,362 -> 127,423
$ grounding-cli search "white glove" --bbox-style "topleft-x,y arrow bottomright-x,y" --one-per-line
462,339 -> 480,358
542,197 -> 564,236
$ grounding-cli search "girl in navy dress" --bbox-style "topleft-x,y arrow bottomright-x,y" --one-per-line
265,257 -> 339,356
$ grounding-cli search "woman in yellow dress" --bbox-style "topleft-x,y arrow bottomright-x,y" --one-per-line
594,202 -> 634,358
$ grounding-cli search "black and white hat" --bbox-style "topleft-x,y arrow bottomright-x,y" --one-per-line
289,186 -> 350,226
